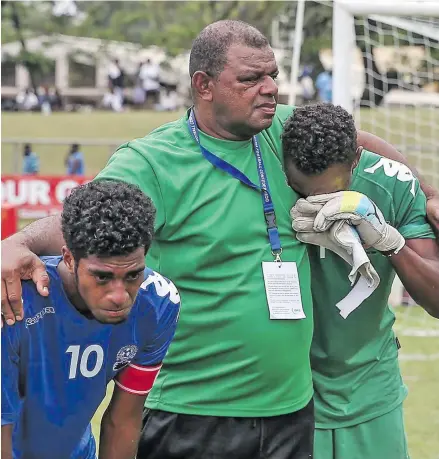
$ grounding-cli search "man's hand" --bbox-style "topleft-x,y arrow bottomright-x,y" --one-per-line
1,239 -> 49,326
427,195 -> 439,237
307,191 -> 405,254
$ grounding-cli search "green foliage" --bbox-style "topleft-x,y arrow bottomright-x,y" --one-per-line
1,1 -> 287,56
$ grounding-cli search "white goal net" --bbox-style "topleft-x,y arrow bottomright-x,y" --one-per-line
332,1 -> 439,337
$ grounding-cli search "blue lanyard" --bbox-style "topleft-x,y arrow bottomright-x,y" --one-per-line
187,109 -> 282,258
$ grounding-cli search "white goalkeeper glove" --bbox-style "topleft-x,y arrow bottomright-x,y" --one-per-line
309,191 -> 405,255
292,212 -> 358,265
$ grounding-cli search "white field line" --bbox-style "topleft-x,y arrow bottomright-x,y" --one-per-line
399,353 -> 439,361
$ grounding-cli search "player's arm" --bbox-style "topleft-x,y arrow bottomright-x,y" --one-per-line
387,239 -> 439,318
99,274 -> 180,458
98,374 -> 153,459
1,424 -> 13,459
1,145 -> 165,324
356,131 -> 439,233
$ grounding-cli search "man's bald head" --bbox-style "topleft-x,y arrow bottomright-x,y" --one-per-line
189,20 -> 270,79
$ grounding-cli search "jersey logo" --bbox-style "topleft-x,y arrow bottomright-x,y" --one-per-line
25,307 -> 55,327
364,157 -> 416,196
113,345 -> 138,371
141,271 -> 180,305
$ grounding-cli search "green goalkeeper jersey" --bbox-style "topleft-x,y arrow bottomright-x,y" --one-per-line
311,149 -> 435,428
95,105 -> 314,417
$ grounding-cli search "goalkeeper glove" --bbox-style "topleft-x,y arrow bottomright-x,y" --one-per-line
307,191 -> 405,255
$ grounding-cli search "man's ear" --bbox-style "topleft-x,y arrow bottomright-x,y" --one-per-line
62,247 -> 75,274
191,71 -> 214,102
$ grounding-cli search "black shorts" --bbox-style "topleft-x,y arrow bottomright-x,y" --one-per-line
137,399 -> 314,459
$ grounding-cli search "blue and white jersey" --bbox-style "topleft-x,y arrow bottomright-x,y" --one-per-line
1,256 -> 180,459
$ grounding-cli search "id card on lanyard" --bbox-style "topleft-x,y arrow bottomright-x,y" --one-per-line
187,109 -> 305,320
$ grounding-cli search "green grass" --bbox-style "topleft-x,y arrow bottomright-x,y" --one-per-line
1,110 -> 184,176
3,109 -> 439,457
394,306 -> 439,459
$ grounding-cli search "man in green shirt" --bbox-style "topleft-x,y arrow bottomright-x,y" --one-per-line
281,103 -> 439,459
2,21 -> 439,459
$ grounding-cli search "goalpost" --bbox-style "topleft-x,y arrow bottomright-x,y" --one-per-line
330,1 -> 439,333
332,0 -> 439,189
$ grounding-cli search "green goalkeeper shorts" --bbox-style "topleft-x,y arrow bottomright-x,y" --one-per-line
314,404 -> 410,459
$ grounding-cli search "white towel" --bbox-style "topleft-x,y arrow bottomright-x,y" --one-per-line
328,220 -> 380,318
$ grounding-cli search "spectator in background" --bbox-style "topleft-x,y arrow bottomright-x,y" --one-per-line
22,144 -> 40,175
154,87 -> 178,112
316,69 -> 333,103
38,86 -> 52,116
16,89 -> 39,112
132,78 -> 146,109
49,87 -> 64,111
102,85 -> 124,113
108,59 -> 125,108
299,66 -> 315,105
139,59 -> 161,106
65,144 -> 85,176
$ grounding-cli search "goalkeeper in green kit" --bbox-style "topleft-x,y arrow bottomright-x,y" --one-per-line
282,103 -> 439,459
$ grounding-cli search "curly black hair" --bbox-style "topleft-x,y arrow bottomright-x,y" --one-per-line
61,180 -> 155,261
189,20 -> 269,79
282,103 -> 357,175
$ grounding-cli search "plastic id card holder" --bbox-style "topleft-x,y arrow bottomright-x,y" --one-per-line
262,261 -> 306,320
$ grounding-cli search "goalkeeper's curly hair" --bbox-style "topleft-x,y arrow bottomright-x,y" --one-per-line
61,180 -> 155,261
282,103 -> 357,175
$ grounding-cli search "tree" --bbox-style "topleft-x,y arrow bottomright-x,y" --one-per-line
2,1 -> 287,55
71,1 -> 286,56
1,1 -> 39,93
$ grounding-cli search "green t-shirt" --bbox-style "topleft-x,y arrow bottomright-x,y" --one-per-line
311,150 -> 435,428
95,105 -> 314,416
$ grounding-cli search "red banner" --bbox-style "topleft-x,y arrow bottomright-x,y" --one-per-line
1,175 -> 93,219
1,204 -> 17,240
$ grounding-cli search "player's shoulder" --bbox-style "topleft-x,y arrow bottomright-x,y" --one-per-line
353,149 -> 419,199
21,256 -> 62,318
135,268 -> 180,320
21,256 -> 62,306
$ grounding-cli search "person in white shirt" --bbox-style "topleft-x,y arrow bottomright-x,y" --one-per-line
139,59 -> 161,104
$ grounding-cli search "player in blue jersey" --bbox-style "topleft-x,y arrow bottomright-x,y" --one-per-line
1,180 -> 180,459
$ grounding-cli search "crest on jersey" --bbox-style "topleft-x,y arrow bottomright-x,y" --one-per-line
113,345 -> 138,371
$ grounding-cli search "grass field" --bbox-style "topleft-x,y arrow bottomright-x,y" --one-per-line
2,109 -> 439,458
2,110 -> 185,176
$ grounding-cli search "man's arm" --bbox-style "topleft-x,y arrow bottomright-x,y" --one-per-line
1,425 -> 13,459
98,385 -> 147,459
357,130 -> 439,233
1,215 -> 62,325
356,130 -> 436,197
6,214 -> 64,256
388,238 -> 439,318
